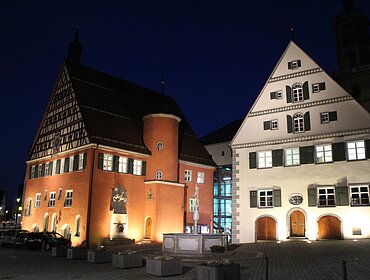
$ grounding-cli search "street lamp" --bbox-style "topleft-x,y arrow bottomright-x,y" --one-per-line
15,198 -> 21,230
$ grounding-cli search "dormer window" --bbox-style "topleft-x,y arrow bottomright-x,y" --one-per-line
288,59 -> 301,70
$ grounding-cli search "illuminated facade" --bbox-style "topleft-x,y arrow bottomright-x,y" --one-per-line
22,32 -> 215,246
231,41 -> 370,243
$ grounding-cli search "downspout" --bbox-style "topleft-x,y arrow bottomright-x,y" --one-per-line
86,144 -> 98,247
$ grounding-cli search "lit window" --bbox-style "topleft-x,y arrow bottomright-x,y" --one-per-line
258,190 -> 273,207
285,147 -> 300,166
184,170 -> 192,182
315,144 -> 332,163
197,172 -> 205,184
35,193 -> 41,208
64,190 -> 73,207
38,165 -> 42,177
156,170 -> 163,180
293,113 -> 304,133
118,157 -> 128,173
25,198 -> 32,216
292,84 -> 303,103
69,156 -> 74,171
351,185 -> 369,206
318,187 -> 335,206
31,166 -> 36,179
257,151 -> 272,168
48,192 -> 56,207
157,142 -> 164,151
347,140 -> 366,161
103,154 -> 113,171
45,164 -> 49,177
189,198 -> 198,212
78,154 -> 85,170
60,158 -> 65,174
133,160 -> 142,175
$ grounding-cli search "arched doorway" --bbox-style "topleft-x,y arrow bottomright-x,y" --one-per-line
144,217 -> 152,239
256,217 -> 276,240
290,210 -> 305,237
318,215 -> 341,240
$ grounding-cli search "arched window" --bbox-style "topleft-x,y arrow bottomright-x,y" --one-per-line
156,170 -> 163,180
61,224 -> 71,240
292,84 -> 303,103
293,113 -> 304,133
75,215 -> 81,237
25,198 -> 32,216
43,213 -> 49,231
31,223 -> 39,233
52,213 -> 58,232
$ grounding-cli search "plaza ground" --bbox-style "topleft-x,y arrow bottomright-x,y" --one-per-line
0,239 -> 369,279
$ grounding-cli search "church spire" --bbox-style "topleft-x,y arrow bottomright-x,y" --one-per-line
67,26 -> 82,65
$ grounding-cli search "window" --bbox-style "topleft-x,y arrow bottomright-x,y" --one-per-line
184,170 -> 192,182
320,111 -> 337,124
271,120 -> 278,130
31,166 -> 36,179
133,160 -> 142,175
48,192 -> 56,207
69,156 -> 74,171
289,194 -> 303,205
270,90 -> 282,100
258,190 -> 273,207
197,172 -> 205,184
257,151 -> 272,168
64,190 -> 73,207
45,163 -> 49,177
292,84 -> 303,102
75,215 -> 81,237
350,185 -> 369,205
312,82 -> 326,93
347,140 -> 366,160
35,193 -> 41,208
25,198 -> 32,216
103,154 -> 113,171
315,144 -> 332,163
43,213 -> 49,231
156,170 -> 163,180
293,113 -> 304,133
78,153 -> 85,170
157,142 -> 164,151
285,147 -> 300,166
189,198 -> 198,212
264,120 -> 278,130
118,157 -> 128,173
288,59 -> 301,70
318,187 -> 335,206
60,158 -> 65,174
38,165 -> 42,177
52,161 -> 57,175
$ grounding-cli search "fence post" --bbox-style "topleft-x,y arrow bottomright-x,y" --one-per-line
342,260 -> 347,280
265,256 -> 269,280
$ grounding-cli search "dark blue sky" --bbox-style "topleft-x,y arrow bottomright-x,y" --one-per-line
1,0 -> 370,207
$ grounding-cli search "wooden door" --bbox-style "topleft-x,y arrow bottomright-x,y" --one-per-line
257,217 -> 276,240
318,216 -> 341,239
145,217 -> 152,239
290,210 -> 305,237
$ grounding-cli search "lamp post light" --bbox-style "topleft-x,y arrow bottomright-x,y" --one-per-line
15,198 -> 21,230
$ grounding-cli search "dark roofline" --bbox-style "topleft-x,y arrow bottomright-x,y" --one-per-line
200,118 -> 243,145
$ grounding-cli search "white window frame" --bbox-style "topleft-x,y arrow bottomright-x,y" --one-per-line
315,144 -> 332,163
64,190 -> 73,207
133,160 -> 142,175
48,192 -> 56,208
38,165 -> 42,177
257,151 -> 272,168
271,120 -> 278,130
284,147 -> 300,166
320,112 -> 330,124
312,83 -> 320,93
258,190 -> 273,208
197,172 -> 205,184
293,113 -> 304,133
156,170 -> 163,180
31,165 -> 36,179
189,198 -> 198,212
157,142 -> 164,151
69,156 -> 74,171
35,193 -> 41,208
45,163 -> 49,177
290,60 -> 300,70
78,153 -> 85,170
25,198 -> 32,216
317,187 -> 335,206
184,170 -> 192,182
347,140 -> 366,161
292,83 -> 303,103
118,156 -> 128,173
52,161 -> 57,175
60,158 -> 65,174
103,154 -> 113,171
350,185 -> 369,206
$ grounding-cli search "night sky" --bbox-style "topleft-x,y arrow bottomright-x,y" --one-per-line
1,0 -> 370,208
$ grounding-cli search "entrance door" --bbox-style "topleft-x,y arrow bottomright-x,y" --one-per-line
257,217 -> 276,240
290,210 -> 305,237
145,217 -> 152,239
318,215 -> 341,239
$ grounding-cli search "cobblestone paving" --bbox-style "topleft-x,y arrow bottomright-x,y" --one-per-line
0,239 -> 369,279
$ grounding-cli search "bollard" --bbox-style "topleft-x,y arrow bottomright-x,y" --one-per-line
342,260 -> 347,280
265,256 -> 269,280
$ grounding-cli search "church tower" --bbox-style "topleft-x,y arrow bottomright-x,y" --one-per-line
334,0 -> 370,106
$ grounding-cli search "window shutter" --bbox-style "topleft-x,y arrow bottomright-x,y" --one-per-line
263,121 -> 271,130
127,158 -> 134,174
300,146 -> 314,164
297,60 -> 302,67
141,161 -> 146,176
308,186 -> 317,206
97,153 -> 104,169
249,152 -> 257,169
288,62 -> 293,69
332,142 -> 346,161
273,189 -> 281,207
366,140 -> 370,159
48,162 -> 53,175
303,81 -> 309,100
287,115 -> 293,133
319,82 -> 326,91
304,112 -> 311,131
329,111 -> 337,121
83,153 -> 87,169
250,191 -> 257,208
41,163 -> 46,177
286,86 -> 292,103
272,149 -> 283,167
113,155 -> 119,172
64,158 -> 70,173
270,92 -> 276,99
56,160 -> 61,174
73,155 -> 79,171
335,186 -> 349,206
